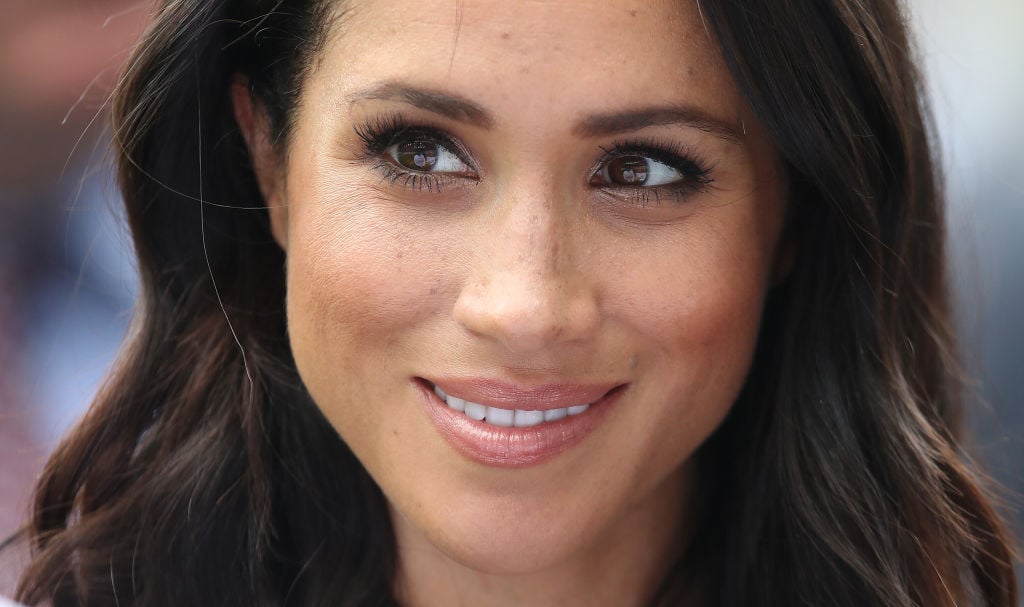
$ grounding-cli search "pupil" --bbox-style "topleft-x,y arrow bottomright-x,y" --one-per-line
397,141 -> 438,171
609,156 -> 648,185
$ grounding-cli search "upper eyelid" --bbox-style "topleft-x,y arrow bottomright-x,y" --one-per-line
600,139 -> 694,159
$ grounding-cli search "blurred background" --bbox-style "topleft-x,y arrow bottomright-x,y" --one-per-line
0,0 -> 151,591
0,0 -> 1021,598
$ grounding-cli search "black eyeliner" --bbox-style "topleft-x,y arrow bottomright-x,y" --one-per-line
352,111 -> 479,193
599,136 -> 714,182
593,136 -> 716,205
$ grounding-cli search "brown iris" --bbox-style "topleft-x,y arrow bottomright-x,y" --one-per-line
395,140 -> 438,171
606,156 -> 648,185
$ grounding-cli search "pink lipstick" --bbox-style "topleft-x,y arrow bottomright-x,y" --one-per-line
415,377 -> 624,468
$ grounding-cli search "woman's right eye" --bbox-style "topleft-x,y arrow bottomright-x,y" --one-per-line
384,136 -> 473,175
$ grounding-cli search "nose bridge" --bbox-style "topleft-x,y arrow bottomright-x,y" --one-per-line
499,188 -> 561,279
453,181 -> 598,353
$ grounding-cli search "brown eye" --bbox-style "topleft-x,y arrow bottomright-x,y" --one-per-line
385,135 -> 472,174
590,153 -> 689,188
606,156 -> 648,185
395,140 -> 438,171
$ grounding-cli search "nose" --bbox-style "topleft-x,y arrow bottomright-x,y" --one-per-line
452,192 -> 600,354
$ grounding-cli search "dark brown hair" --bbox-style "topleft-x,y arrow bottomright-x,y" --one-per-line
11,0 -> 1019,605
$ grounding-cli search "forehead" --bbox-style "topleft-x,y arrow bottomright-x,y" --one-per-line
314,0 -> 745,127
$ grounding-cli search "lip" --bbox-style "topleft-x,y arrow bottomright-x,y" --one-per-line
430,378 -> 619,410
415,378 -> 625,468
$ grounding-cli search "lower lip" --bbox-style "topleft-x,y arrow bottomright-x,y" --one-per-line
415,379 -> 623,468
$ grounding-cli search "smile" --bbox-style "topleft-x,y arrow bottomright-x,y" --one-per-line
432,384 -> 590,428
416,378 -> 625,468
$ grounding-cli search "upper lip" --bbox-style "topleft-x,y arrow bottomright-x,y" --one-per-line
425,377 -> 621,410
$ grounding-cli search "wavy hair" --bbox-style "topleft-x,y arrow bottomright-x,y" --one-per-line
12,0 -> 1018,605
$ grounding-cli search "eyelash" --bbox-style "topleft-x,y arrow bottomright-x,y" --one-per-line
595,137 -> 714,205
354,113 -> 474,193
353,114 -> 715,204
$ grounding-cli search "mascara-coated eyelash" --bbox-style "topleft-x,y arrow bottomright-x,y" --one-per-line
353,113 -> 477,192
590,137 -> 715,205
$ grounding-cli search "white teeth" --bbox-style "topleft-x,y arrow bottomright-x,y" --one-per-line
433,385 -> 593,427
434,383 -> 464,411
543,408 -> 568,421
486,406 -> 514,427
514,409 -> 545,427
567,404 -> 590,416
446,396 -> 466,412
464,402 -> 487,421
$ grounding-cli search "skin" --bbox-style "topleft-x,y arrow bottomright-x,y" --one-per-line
236,0 -> 788,604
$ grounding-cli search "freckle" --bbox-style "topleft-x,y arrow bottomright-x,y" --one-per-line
520,66 -> 530,75
629,10 -> 637,17
429,287 -> 438,295
396,251 -> 403,259
501,32 -> 511,40
687,67 -> 694,77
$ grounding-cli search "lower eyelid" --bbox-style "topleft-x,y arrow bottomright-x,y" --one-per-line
370,160 -> 477,193
600,178 -> 713,205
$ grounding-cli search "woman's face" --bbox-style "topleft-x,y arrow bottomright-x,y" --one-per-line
255,0 -> 786,579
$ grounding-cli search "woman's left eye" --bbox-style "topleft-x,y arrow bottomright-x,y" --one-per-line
385,138 -> 472,174
589,155 -> 688,188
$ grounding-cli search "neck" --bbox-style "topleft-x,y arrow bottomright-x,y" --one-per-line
392,463 -> 696,607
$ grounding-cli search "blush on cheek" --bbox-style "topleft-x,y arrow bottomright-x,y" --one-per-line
632,253 -> 768,404
289,245 -> 404,344
283,202 -> 455,373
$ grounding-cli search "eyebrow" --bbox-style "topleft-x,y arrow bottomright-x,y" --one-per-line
573,106 -> 741,142
347,81 -> 495,129
348,81 -> 740,142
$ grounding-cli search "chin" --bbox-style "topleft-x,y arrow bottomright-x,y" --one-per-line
433,519 -> 588,576
394,487 -> 611,577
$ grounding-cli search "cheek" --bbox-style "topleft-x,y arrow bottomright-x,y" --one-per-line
281,192 -> 445,417
289,217 -> 398,347
612,216 -> 774,459
621,217 -> 769,358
